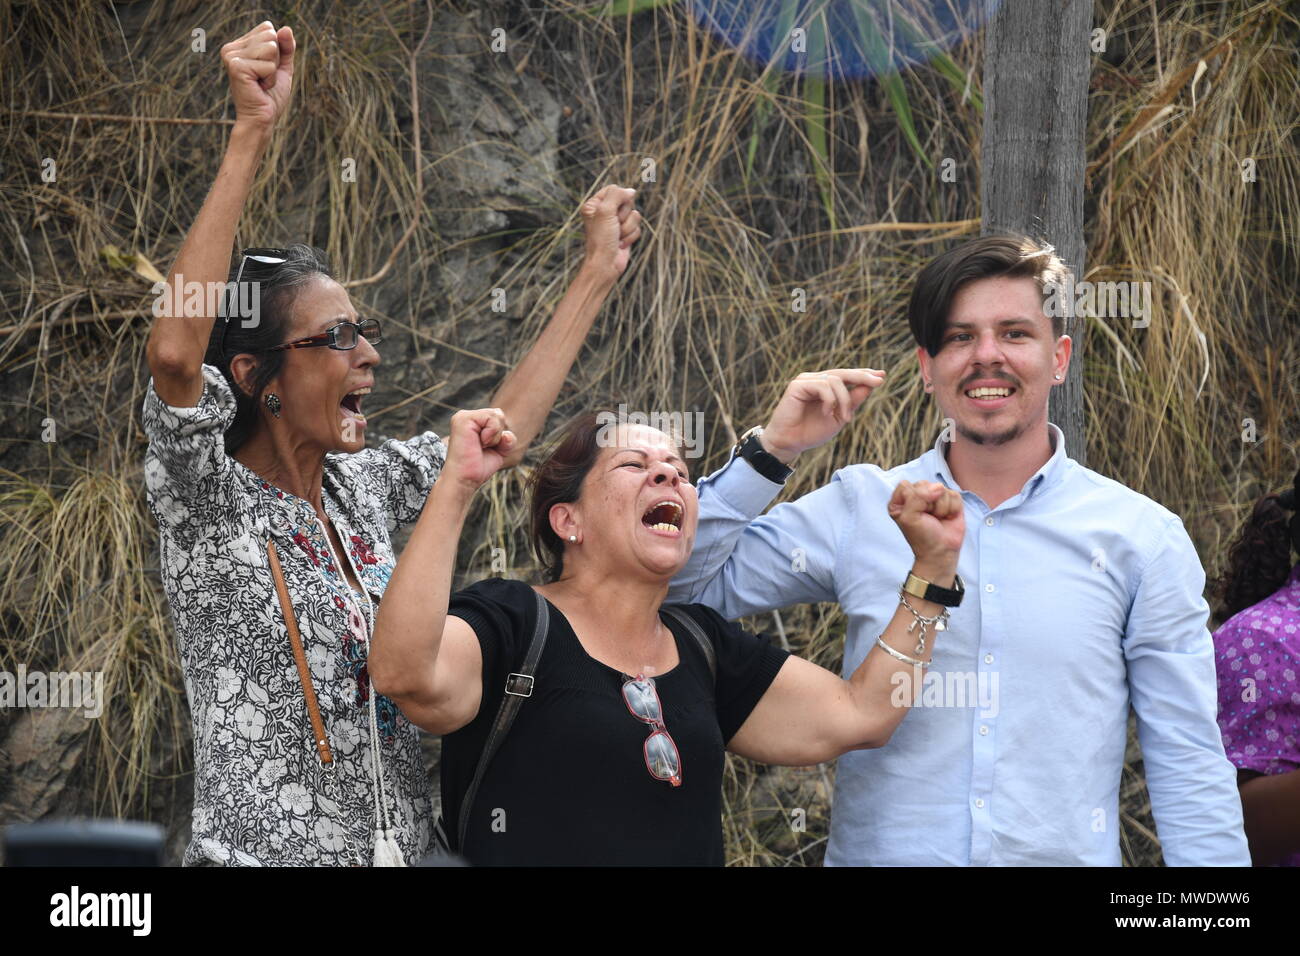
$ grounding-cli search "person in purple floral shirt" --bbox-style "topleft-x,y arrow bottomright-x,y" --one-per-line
1212,464 -> 1300,866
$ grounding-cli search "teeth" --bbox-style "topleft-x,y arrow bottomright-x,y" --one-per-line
346,387 -> 371,397
643,500 -> 682,531
966,387 -> 1012,398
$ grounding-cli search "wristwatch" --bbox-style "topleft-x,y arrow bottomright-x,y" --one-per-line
902,570 -> 964,607
731,426 -> 794,484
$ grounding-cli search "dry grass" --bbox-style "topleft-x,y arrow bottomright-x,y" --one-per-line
1,0 -> 1295,865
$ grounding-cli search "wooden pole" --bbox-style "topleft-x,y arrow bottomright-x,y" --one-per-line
981,0 -> 1092,464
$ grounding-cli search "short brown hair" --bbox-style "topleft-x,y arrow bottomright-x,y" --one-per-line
907,235 -> 1073,356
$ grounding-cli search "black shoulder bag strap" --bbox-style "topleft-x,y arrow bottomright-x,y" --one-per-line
659,604 -> 717,684
439,588 -> 550,855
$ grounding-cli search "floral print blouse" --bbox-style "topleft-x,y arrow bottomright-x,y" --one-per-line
141,363 -> 446,865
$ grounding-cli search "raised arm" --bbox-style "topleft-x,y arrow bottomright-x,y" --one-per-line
727,480 -> 965,765
490,186 -> 641,468
145,21 -> 295,406
667,367 -> 885,615
1126,516 -> 1252,865
368,408 -> 515,734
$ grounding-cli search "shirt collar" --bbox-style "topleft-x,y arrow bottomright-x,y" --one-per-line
925,422 -> 1070,504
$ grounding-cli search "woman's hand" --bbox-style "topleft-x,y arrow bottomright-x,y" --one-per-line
221,21 -> 295,134
759,368 -> 886,464
442,408 -> 517,494
887,479 -> 964,577
581,185 -> 641,279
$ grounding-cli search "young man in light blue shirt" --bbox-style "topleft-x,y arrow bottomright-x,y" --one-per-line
668,235 -> 1249,866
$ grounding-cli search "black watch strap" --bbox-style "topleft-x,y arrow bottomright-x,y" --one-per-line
902,571 -> 964,608
732,427 -> 793,484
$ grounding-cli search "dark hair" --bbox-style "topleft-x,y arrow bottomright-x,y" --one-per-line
527,413 -> 606,583
1212,467 -> 1300,623
202,243 -> 334,453
907,234 -> 1073,356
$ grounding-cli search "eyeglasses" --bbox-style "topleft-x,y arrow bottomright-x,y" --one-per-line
220,248 -> 289,355
621,674 -> 682,787
219,247 -> 382,353
265,318 -> 382,352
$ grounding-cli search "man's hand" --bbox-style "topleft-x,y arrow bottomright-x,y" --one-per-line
760,368 -> 886,463
581,185 -> 641,279
221,21 -> 295,133
442,408 -> 517,495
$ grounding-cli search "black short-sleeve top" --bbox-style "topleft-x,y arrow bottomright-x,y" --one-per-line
442,577 -> 790,865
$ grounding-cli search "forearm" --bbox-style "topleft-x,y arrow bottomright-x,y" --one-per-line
147,122 -> 270,371
841,558 -> 954,748
1239,769 -> 1300,866
731,558 -> 954,766
368,475 -> 474,698
489,261 -> 616,463
1137,717 -> 1253,865
665,458 -> 789,609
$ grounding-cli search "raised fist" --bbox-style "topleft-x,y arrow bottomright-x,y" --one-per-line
443,408 -> 517,492
887,479 -> 965,572
221,21 -> 295,132
581,185 -> 642,279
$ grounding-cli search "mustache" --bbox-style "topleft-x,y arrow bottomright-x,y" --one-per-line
958,373 -> 1019,390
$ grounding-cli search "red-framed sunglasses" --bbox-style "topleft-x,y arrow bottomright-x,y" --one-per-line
622,673 -> 682,787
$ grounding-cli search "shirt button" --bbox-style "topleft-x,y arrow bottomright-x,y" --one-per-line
975,798 -> 985,809
979,725 -> 989,735
985,583 -> 995,593
984,653 -> 994,664
985,516 -> 995,526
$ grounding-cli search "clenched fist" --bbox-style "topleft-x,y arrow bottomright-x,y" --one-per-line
221,21 -> 296,133
887,479 -> 964,576
581,185 -> 642,279
442,408 -> 517,494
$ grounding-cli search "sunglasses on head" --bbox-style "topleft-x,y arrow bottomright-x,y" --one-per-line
220,248 -> 288,354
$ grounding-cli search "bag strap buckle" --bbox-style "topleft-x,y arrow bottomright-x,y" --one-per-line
504,673 -> 534,698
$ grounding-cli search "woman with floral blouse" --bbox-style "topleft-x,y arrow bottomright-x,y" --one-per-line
142,21 -> 640,865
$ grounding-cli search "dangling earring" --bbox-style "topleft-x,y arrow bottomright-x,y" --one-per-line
264,392 -> 282,418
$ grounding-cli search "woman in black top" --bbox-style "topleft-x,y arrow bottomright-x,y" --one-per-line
370,395 -> 965,865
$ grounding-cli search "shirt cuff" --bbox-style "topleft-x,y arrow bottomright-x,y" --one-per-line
696,454 -> 786,518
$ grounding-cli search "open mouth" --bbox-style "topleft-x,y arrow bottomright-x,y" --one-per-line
641,499 -> 683,535
964,384 -> 1016,405
340,386 -> 370,423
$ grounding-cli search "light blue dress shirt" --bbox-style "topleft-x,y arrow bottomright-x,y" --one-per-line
668,424 -> 1249,866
